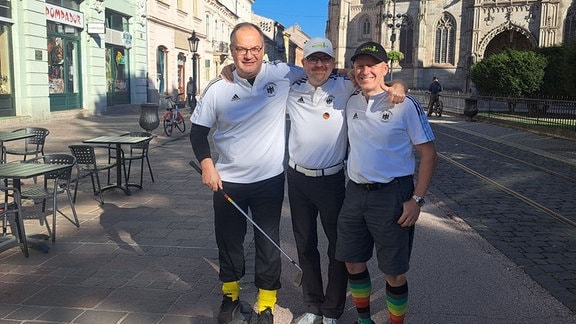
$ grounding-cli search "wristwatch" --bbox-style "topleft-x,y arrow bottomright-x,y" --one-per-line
412,194 -> 425,207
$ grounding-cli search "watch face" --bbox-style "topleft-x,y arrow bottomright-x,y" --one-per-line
413,195 -> 425,207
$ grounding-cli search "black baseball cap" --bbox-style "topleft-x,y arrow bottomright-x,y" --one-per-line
351,41 -> 389,63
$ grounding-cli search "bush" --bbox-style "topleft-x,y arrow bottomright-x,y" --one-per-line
471,49 -> 547,97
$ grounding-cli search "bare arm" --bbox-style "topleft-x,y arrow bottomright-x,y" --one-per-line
397,141 -> 438,227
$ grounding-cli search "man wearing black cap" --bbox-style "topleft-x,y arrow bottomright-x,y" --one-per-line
335,41 -> 438,324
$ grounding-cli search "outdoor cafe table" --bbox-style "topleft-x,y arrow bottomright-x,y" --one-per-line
0,131 -> 35,163
82,135 -> 152,195
0,162 -> 73,256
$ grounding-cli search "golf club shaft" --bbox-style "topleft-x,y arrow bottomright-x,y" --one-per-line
189,160 -> 302,272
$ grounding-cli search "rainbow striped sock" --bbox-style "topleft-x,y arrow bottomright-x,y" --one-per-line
348,269 -> 372,323
386,281 -> 408,324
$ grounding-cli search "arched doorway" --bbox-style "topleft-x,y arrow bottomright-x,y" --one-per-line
484,30 -> 533,57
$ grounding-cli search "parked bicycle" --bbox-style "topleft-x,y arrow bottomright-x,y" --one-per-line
160,93 -> 186,136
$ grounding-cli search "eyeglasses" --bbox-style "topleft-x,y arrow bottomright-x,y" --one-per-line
233,46 -> 263,56
306,56 -> 333,65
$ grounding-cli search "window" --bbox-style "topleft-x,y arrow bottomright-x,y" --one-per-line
46,0 -> 80,10
206,14 -> 210,39
47,23 -> 79,95
0,0 -> 11,19
106,10 -> 129,32
361,17 -> 371,36
0,24 -> 11,95
398,15 -> 413,65
434,13 -> 456,65
564,6 -> 576,43
157,46 -> 167,94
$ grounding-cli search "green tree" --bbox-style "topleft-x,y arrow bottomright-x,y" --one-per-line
536,46 -> 565,96
470,49 -> 547,97
387,50 -> 404,74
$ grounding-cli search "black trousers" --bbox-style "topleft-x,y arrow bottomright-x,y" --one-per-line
287,167 -> 348,319
214,173 -> 285,290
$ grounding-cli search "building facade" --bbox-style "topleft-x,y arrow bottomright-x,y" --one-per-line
0,0 -> 147,121
0,0 -> 305,124
146,0 -> 253,103
327,0 -> 576,91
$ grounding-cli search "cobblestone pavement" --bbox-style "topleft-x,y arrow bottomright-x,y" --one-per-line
0,109 -> 575,323
429,117 -> 576,312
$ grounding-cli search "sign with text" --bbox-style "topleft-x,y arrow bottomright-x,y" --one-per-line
45,4 -> 84,29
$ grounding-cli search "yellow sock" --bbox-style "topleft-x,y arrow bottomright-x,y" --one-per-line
257,288 -> 277,313
222,281 -> 240,301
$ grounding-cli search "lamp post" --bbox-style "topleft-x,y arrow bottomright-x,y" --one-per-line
384,0 -> 407,81
187,31 -> 200,109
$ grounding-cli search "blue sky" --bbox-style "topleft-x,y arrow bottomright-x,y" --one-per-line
252,1 -> 329,38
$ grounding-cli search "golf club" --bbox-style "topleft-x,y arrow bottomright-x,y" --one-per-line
189,160 -> 303,286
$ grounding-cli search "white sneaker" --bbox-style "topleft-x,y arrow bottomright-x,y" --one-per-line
323,317 -> 338,324
295,312 -> 323,324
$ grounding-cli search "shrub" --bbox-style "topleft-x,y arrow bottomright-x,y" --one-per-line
471,49 -> 547,97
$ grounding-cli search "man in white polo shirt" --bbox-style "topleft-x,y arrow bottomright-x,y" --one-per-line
336,41 -> 437,324
190,22 -> 306,324
288,38 -> 406,324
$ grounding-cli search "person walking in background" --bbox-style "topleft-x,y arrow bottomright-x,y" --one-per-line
427,76 -> 442,116
336,41 -> 438,324
186,77 -> 197,111
189,22 -> 306,324
289,38 -> 407,324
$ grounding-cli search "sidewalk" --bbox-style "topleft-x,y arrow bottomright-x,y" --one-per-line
0,110 -> 575,323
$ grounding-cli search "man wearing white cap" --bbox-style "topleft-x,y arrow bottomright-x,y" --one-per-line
289,38 -> 406,324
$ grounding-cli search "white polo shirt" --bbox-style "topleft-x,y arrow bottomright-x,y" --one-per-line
287,74 -> 355,169
346,92 -> 435,184
191,61 -> 304,183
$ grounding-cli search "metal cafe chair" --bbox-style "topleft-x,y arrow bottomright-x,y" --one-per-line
117,132 -> 155,188
0,184 -> 29,254
4,127 -> 50,162
20,154 -> 79,242
69,144 -> 120,204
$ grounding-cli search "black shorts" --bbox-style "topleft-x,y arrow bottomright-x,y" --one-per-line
335,176 -> 415,275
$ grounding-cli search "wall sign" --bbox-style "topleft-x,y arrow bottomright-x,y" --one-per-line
45,4 -> 84,29
87,23 -> 105,34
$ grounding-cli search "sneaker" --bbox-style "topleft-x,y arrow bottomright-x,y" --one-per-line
217,295 -> 241,324
322,317 -> 338,324
257,307 -> 273,324
295,312 -> 322,324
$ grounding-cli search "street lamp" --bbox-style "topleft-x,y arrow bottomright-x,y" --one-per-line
384,0 -> 407,80
187,31 -> 200,109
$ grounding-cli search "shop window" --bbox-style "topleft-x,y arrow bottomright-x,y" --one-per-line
48,34 -> 78,94
106,47 -> 129,94
177,52 -> 186,97
0,24 -> 11,95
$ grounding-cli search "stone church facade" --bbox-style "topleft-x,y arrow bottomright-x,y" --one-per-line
326,0 -> 576,92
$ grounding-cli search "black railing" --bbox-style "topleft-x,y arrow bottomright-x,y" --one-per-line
410,91 -> 576,138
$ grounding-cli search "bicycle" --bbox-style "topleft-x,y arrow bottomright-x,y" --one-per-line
160,93 -> 187,136
427,92 -> 443,117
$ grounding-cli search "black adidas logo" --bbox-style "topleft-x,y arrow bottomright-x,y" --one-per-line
297,97 -> 305,103
231,94 -> 240,101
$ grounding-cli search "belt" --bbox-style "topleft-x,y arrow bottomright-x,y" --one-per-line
353,175 -> 412,191
354,182 -> 386,191
288,160 -> 343,177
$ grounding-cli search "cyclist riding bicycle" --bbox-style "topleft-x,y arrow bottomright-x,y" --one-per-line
427,76 -> 442,117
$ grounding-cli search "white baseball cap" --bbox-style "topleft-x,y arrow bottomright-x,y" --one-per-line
303,37 -> 334,58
